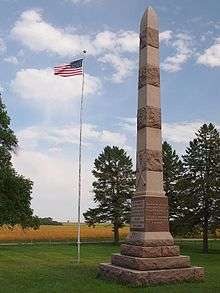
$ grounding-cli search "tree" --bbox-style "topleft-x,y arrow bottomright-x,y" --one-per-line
0,95 -> 39,229
38,217 -> 63,225
162,141 -> 184,235
83,146 -> 135,243
181,123 -> 220,253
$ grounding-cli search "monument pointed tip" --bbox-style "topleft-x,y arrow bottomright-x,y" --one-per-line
147,6 -> 155,11
140,6 -> 159,31
143,6 -> 157,17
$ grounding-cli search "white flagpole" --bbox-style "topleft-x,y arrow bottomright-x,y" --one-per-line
77,50 -> 86,264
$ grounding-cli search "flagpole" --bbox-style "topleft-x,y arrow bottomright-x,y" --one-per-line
77,50 -> 86,264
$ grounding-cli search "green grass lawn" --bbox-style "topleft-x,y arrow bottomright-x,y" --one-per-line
0,241 -> 219,293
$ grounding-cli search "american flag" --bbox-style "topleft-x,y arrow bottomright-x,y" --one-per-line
54,59 -> 83,77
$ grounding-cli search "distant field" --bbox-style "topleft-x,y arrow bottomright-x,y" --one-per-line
0,224 -> 129,243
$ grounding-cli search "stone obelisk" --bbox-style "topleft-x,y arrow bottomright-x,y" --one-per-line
100,7 -> 204,286
127,6 -> 172,247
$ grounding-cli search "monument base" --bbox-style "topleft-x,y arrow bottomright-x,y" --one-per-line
99,263 -> 204,286
99,242 -> 204,286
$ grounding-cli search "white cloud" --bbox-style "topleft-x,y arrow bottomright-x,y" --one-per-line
119,117 -> 136,132
95,30 -> 138,82
99,130 -> 127,146
11,10 -> 181,82
161,33 -> 193,72
17,123 -> 129,151
13,122 -> 130,220
13,148 -> 94,221
11,9 -> 139,83
114,30 -> 138,53
17,124 -> 97,149
163,121 -> 220,154
11,68 -> 101,107
197,37 -> 220,67
99,53 -> 136,83
11,10 -> 96,56
14,123 -> 95,220
162,121 -> 205,143
94,31 -> 116,52
11,10 -> 138,57
159,30 -> 173,44
4,56 -> 18,64
93,30 -> 138,56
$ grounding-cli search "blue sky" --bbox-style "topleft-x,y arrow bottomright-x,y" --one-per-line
0,0 -> 219,220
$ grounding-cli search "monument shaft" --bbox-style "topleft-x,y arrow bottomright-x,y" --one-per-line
127,7 -> 172,246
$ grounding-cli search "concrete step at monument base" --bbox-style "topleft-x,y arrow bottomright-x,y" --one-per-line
121,244 -> 180,258
99,263 -> 204,286
111,253 -> 190,271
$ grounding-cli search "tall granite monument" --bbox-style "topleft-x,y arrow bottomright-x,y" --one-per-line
99,7 -> 204,286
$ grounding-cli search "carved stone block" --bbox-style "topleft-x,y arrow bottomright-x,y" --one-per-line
146,149 -> 162,171
136,174 -> 146,192
136,150 -> 147,192
147,106 -> 161,128
137,106 -> 161,130
137,149 -> 147,171
138,65 -> 160,89
137,149 -> 162,172
137,108 -> 146,130
140,27 -> 159,49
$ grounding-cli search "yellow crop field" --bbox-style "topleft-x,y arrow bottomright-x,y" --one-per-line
0,224 -> 129,243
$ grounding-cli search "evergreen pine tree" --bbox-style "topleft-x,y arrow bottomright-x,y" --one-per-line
181,123 -> 220,253
83,146 -> 135,243
162,141 -> 183,235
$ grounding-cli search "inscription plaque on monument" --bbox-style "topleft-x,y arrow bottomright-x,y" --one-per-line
145,197 -> 169,232
130,197 -> 169,232
130,197 -> 145,230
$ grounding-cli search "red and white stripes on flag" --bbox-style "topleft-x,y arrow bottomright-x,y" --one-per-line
54,59 -> 83,77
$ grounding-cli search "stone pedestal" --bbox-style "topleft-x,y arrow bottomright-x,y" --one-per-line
100,242 -> 204,285
99,6 -> 204,286
100,263 -> 204,286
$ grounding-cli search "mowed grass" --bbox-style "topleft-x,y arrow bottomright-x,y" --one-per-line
0,224 -> 129,242
0,241 -> 219,293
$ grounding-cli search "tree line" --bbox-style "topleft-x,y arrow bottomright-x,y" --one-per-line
0,97 -> 219,253
84,124 -> 220,253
